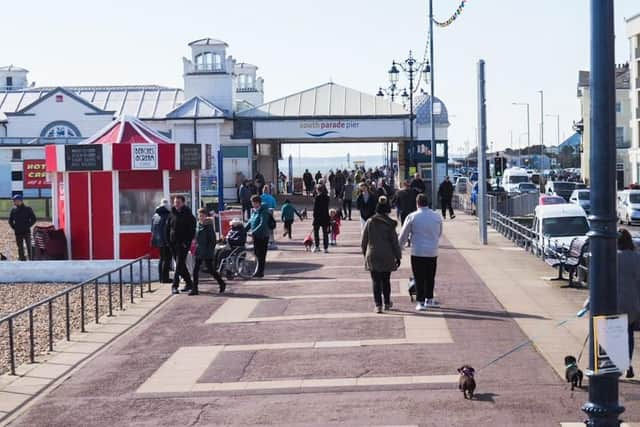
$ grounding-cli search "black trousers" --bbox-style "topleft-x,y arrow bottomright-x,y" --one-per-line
411,256 -> 437,302
370,271 -> 392,307
15,232 -> 32,261
342,199 -> 352,219
629,322 -> 636,361
253,236 -> 269,276
193,257 -> 226,291
441,198 -> 454,218
283,220 -> 293,238
313,224 -> 329,249
242,202 -> 252,221
158,246 -> 171,282
171,245 -> 192,289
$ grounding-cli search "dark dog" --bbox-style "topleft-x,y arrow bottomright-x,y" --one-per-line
564,355 -> 583,391
300,208 -> 308,220
457,365 -> 476,399
0,253 -> 6,261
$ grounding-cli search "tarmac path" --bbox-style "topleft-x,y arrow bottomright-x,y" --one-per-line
9,211 -> 635,426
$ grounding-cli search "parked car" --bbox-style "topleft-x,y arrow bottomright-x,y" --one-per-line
532,204 -> 589,251
455,176 -> 469,193
617,189 -> 640,225
539,195 -> 566,206
502,167 -> 530,193
516,182 -> 539,195
545,181 -> 576,201
569,189 -> 591,214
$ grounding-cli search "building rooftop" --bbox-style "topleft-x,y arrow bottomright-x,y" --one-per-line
414,94 -> 450,126
0,65 -> 28,72
0,85 -> 184,120
578,64 -> 630,90
238,82 -> 407,118
166,96 -> 227,119
188,38 -> 228,47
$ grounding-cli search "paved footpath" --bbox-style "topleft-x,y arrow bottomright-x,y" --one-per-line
7,211 -> 639,426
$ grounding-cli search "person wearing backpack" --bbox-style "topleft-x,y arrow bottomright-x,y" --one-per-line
246,195 -> 271,278
150,199 -> 172,283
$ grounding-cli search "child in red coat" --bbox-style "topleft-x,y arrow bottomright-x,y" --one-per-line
329,208 -> 341,246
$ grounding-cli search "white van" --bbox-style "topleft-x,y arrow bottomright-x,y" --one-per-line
532,204 -> 589,251
617,190 -> 640,225
502,168 -> 530,193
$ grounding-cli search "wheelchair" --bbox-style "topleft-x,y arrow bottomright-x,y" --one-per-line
216,245 -> 259,279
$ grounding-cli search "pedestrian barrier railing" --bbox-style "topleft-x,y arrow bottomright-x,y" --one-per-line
0,255 -> 153,376
490,210 -> 590,287
453,194 -> 474,215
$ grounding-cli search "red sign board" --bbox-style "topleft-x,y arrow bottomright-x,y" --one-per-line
23,160 -> 49,189
219,210 -> 243,239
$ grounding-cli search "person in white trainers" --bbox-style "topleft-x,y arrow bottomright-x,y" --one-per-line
398,193 -> 442,311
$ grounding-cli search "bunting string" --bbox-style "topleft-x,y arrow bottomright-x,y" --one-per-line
433,0 -> 469,28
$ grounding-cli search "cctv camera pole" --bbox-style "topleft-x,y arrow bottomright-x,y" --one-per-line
582,0 -> 623,425
477,60 -> 488,245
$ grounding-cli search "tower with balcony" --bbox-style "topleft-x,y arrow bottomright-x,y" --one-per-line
234,63 -> 264,109
0,65 -> 29,91
183,38 -> 235,114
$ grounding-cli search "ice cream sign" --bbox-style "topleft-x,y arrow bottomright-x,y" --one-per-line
300,120 -> 361,137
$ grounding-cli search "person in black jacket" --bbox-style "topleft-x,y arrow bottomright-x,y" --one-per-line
150,199 -> 172,283
312,184 -> 331,253
302,169 -> 315,196
356,183 -> 377,231
438,176 -> 456,219
166,195 -> 197,294
8,195 -> 36,261
393,181 -> 418,224
410,173 -> 426,194
191,208 -> 226,296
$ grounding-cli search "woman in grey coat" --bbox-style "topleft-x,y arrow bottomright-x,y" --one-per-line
361,196 -> 402,313
617,229 -> 640,378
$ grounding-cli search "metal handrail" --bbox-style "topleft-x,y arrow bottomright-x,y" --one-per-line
1,255 -> 153,375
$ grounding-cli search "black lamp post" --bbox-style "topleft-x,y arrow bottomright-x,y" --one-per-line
378,51 -> 430,177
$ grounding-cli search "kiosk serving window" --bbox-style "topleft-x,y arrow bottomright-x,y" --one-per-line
119,190 -> 164,227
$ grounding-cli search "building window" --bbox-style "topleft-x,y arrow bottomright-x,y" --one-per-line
616,102 -> 621,112
6,76 -> 12,88
119,189 -> 165,227
41,121 -> 81,138
11,149 -> 21,160
238,74 -> 246,89
55,95 -> 63,103
616,127 -> 629,148
195,52 -> 223,72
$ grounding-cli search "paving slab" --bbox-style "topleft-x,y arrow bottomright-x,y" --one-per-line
10,210 -> 636,426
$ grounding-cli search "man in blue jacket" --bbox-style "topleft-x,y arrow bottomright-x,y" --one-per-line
246,195 -> 272,278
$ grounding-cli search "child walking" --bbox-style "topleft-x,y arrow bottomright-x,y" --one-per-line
281,199 -> 303,239
191,208 -> 226,295
329,208 -> 341,246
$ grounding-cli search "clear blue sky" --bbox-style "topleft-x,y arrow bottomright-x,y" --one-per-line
1,0 -> 637,157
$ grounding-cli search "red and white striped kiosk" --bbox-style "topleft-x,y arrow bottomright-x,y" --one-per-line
45,116 -> 212,260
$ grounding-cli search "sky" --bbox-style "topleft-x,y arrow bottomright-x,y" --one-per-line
1,0 -> 638,158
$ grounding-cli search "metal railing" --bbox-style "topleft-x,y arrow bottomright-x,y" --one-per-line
490,210 -> 540,255
0,255 -> 153,375
0,137 -> 86,146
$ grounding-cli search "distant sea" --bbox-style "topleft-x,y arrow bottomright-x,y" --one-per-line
278,155 -> 386,177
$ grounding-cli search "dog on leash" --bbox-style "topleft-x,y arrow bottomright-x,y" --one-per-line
457,365 -> 476,399
303,233 -> 314,252
300,208 -> 308,220
564,355 -> 583,391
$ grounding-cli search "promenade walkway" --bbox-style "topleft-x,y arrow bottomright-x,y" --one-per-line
6,211 -> 639,426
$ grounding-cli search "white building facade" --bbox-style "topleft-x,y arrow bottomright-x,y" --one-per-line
628,13 -> 640,183
0,38 -> 264,201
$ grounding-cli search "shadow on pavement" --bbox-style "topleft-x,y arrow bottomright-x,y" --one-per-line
437,307 -> 548,321
472,392 -> 499,403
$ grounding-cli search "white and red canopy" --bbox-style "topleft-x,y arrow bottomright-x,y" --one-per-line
46,116 -> 211,172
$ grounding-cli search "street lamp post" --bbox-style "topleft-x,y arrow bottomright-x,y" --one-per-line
546,114 -> 560,146
538,90 -> 544,170
582,0 -> 624,425
512,102 -> 531,157
380,51 -> 429,186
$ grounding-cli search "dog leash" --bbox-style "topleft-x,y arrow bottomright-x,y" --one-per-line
477,316 -> 584,372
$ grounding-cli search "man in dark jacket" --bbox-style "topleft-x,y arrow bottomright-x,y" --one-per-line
356,183 -> 377,231
9,195 -> 36,261
150,199 -> 172,283
334,169 -> 346,199
393,181 -> 418,224
438,176 -> 455,219
312,185 -> 331,253
410,173 -> 426,194
239,180 -> 253,221
302,169 -> 315,196
166,195 -> 197,294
